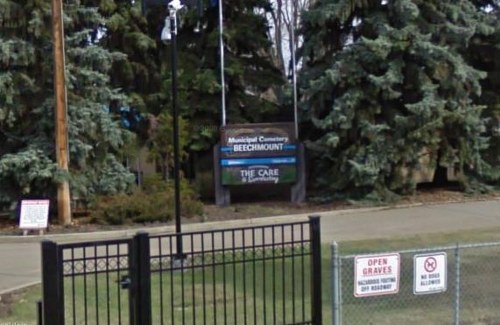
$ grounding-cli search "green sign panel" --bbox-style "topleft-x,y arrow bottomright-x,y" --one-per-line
220,123 -> 297,185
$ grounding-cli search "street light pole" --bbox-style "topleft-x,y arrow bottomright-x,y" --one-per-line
165,4 -> 183,258
290,0 -> 298,139
218,0 -> 226,126
157,0 -> 195,260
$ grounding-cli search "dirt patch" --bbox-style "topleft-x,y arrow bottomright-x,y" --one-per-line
0,288 -> 29,318
202,189 -> 499,221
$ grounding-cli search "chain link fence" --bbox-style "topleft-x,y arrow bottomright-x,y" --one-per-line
331,242 -> 500,325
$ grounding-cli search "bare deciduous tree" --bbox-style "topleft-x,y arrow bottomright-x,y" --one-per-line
266,0 -> 313,78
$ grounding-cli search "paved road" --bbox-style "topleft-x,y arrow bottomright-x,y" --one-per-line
0,200 -> 498,294
320,199 -> 500,241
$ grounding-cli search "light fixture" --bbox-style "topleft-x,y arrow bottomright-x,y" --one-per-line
161,17 -> 171,44
168,0 -> 184,10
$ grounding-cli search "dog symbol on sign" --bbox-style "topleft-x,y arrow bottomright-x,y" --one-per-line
424,257 -> 437,273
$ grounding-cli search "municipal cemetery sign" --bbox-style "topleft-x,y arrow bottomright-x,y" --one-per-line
413,252 -> 447,295
354,253 -> 401,297
220,123 -> 297,185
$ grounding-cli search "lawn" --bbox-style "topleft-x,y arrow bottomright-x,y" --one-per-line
57,250 -> 315,325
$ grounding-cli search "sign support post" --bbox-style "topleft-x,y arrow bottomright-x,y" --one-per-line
291,143 -> 306,203
214,144 -> 231,206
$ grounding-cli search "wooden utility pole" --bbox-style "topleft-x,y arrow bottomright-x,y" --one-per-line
52,0 -> 72,225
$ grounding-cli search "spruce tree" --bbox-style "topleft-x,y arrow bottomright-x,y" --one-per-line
465,0 -> 500,185
300,0 -> 496,199
210,0 -> 284,124
63,2 -> 136,198
111,0 -> 284,154
95,0 -> 162,116
171,0 -> 285,150
0,0 -> 59,206
0,0 -> 134,209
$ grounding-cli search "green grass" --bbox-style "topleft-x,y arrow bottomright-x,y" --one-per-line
0,284 -> 41,324
337,226 -> 500,255
60,251 -> 314,324
2,227 -> 500,324
149,255 -> 313,324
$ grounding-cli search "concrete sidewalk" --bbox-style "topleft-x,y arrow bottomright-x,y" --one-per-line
0,199 -> 498,295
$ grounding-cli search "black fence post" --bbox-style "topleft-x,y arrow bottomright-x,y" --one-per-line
41,240 -> 64,325
309,216 -> 322,325
37,300 -> 42,325
130,232 -> 152,325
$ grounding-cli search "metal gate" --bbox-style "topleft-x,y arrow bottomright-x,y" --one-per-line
41,238 -> 137,324
40,217 -> 322,325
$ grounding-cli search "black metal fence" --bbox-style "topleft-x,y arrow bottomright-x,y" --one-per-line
41,238 -> 134,325
41,216 -> 322,325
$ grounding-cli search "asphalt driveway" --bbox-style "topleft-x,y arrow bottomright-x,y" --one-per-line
0,199 -> 498,294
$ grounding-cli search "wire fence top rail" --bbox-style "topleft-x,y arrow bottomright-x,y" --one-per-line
338,241 -> 500,259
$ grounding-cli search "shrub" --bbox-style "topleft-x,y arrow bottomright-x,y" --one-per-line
90,176 -> 203,225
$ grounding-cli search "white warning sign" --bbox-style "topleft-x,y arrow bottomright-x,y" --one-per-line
414,252 -> 447,295
354,253 -> 400,297
19,199 -> 50,230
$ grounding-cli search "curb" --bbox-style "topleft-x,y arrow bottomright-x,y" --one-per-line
0,281 -> 41,297
0,203 -> 424,244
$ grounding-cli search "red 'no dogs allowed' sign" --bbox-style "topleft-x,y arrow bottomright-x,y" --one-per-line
414,252 -> 447,295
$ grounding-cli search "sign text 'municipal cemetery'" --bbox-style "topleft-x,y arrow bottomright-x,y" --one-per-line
220,123 -> 297,185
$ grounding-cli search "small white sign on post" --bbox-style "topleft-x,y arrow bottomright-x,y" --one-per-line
19,199 -> 50,235
414,252 -> 447,295
354,253 -> 400,297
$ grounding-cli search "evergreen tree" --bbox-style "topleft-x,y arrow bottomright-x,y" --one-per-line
171,0 -> 285,151
212,0 -> 284,124
466,0 -> 500,184
300,0 -> 497,199
64,2 -> 136,197
102,0 -> 284,164
96,0 -> 162,117
0,0 -> 54,205
0,0 -> 134,209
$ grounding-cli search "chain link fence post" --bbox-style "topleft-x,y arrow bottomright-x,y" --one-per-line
331,241 -> 341,325
454,243 -> 461,325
